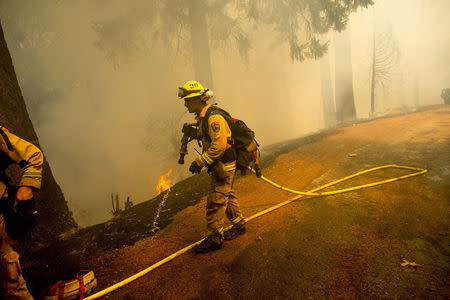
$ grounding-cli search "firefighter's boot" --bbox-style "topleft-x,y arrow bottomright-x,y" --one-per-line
194,234 -> 223,253
224,221 -> 246,240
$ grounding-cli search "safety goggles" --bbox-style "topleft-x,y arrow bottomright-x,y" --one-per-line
178,87 -> 189,98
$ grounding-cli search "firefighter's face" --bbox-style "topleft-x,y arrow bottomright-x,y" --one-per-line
184,97 -> 202,113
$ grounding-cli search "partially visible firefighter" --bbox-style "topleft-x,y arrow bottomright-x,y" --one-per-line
178,80 -> 256,253
0,126 -> 43,299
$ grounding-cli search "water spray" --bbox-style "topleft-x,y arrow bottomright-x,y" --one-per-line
150,187 -> 171,234
151,168 -> 174,234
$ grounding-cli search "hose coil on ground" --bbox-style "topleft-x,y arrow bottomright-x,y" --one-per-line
85,164 -> 427,299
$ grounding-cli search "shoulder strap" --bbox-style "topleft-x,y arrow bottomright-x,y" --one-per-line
204,106 -> 234,132
0,127 -> 13,151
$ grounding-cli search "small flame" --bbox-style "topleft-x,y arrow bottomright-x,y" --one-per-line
156,168 -> 173,194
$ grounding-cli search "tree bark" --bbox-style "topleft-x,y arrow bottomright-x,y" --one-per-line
188,0 -> 214,89
320,52 -> 336,128
334,29 -> 356,123
0,22 -> 76,250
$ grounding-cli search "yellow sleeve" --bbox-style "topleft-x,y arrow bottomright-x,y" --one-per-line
0,127 -> 43,189
196,114 -> 230,166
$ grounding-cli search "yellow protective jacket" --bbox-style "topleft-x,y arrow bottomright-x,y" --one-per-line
195,104 -> 234,170
0,126 -> 43,198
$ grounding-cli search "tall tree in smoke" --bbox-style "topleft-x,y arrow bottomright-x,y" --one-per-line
244,0 -> 373,61
187,0 -> 214,88
413,0 -> 425,108
0,21 -> 76,246
93,0 -> 372,125
320,51 -> 336,128
370,20 -> 400,116
245,0 -> 373,123
93,0 -> 251,89
334,28 -> 356,122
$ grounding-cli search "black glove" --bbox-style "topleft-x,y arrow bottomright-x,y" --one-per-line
189,161 -> 203,174
4,198 -> 37,240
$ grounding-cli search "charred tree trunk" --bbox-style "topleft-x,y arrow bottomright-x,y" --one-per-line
320,52 -> 336,128
334,29 -> 356,123
0,22 -> 76,249
188,0 -> 214,89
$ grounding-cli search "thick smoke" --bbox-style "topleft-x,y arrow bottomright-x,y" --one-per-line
0,0 -> 448,225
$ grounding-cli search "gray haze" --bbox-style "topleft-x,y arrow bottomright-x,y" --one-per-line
0,0 -> 448,225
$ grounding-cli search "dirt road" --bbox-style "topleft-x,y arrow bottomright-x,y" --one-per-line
88,106 -> 449,299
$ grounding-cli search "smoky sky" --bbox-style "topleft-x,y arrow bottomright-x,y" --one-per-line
0,0 -> 448,226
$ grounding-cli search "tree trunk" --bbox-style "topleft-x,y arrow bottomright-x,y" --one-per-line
370,14 -> 376,116
0,22 -> 76,251
334,29 -> 356,123
414,0 -> 425,108
188,0 -> 214,89
319,52 -> 336,128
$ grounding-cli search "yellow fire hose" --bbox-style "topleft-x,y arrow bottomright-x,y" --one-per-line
85,164 -> 426,299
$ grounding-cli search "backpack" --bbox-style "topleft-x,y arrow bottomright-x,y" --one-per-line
203,106 -> 261,175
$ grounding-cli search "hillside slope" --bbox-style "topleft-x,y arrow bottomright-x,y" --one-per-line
34,106 -> 450,298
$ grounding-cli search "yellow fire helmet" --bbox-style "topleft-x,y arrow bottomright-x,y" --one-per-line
178,80 -> 205,99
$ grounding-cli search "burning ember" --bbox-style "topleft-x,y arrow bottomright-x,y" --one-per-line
156,168 -> 173,194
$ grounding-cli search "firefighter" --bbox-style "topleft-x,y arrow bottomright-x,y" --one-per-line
0,126 -> 43,299
178,80 -> 246,253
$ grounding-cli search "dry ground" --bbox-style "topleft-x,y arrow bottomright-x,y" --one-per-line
33,106 -> 450,299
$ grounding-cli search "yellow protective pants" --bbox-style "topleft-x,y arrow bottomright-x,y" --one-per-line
206,167 -> 244,242
0,212 -> 33,300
